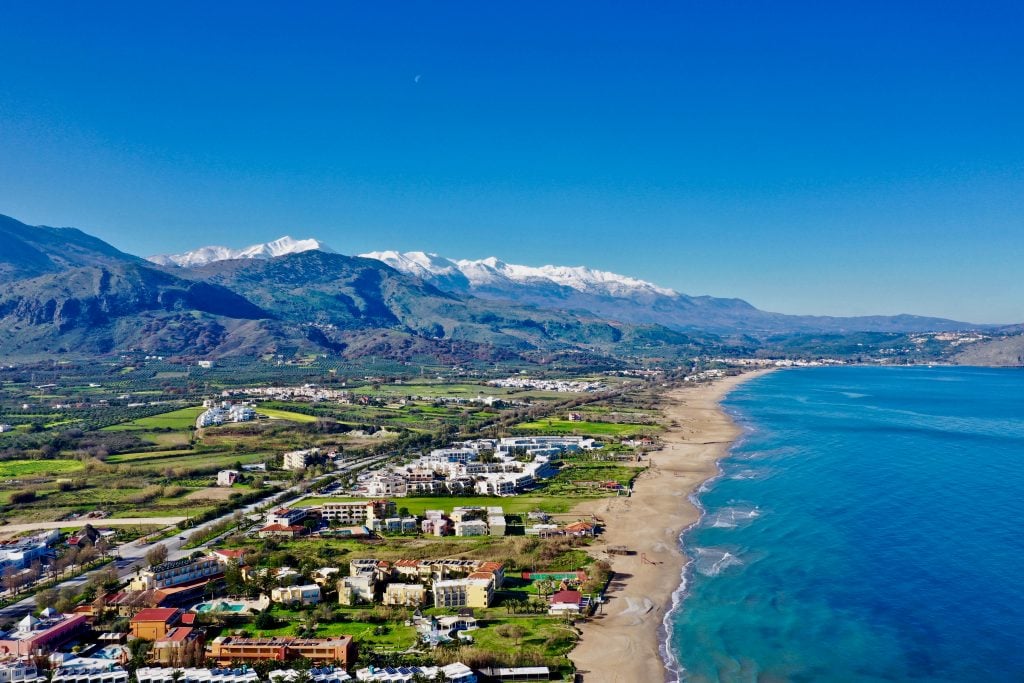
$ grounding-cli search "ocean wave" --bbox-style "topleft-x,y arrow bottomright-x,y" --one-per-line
691,546 -> 743,576
704,504 -> 761,529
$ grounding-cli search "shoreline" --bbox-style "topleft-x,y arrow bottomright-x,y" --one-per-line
569,369 -> 774,682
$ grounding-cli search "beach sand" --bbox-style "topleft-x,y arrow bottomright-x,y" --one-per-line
569,370 -> 772,682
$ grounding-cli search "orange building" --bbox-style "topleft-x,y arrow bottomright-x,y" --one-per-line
208,636 -> 355,667
130,608 -> 185,641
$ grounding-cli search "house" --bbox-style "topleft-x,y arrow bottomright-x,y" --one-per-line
271,584 -> 321,606
382,583 -> 426,607
216,470 -> 239,487
548,590 -> 583,615
258,525 -> 304,539
311,567 -> 341,585
207,637 -> 355,667
130,608 -> 187,641
209,549 -> 247,565
563,521 -> 598,537
0,613 -> 90,657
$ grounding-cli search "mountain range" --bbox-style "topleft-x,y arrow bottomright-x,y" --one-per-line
0,215 -> 1014,365
153,238 -> 984,335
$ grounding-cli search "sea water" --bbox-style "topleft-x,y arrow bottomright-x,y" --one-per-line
668,366 -> 1024,682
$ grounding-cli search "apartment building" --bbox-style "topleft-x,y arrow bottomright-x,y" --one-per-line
129,556 -> 224,591
207,637 -> 355,667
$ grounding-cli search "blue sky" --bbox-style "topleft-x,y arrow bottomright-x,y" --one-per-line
1,2 -> 1022,323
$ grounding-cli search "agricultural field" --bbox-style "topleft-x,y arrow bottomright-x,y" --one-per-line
102,406 -> 205,431
513,418 -> 660,437
0,459 -> 84,478
254,407 -> 318,423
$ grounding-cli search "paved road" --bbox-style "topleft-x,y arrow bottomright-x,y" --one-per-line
0,454 -> 388,623
0,518 -> 188,536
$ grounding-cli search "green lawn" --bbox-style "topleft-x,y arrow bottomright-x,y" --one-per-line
102,406 -> 204,431
0,459 -> 84,477
514,418 -> 659,437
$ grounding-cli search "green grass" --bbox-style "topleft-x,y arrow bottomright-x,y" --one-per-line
514,418 -> 659,437
0,459 -> 84,477
117,450 -> 272,471
102,406 -> 204,431
105,448 -> 201,464
256,407 -> 318,423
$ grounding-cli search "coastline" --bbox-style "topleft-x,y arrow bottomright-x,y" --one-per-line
569,369 -> 773,682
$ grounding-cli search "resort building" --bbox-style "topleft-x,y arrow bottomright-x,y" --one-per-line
0,659 -> 45,683
264,508 -> 307,527
453,520 -> 488,537
282,449 -> 318,471
337,576 -> 375,606
136,668 -> 260,683
382,583 -> 426,607
353,663 -> 475,683
268,668 -> 350,683
0,612 -> 90,657
270,584 -> 321,606
129,608 -> 189,641
365,474 -> 408,498
130,556 -> 225,591
152,627 -> 205,665
50,662 -> 128,683
207,637 -> 355,667
317,500 -> 395,526
431,578 -> 493,609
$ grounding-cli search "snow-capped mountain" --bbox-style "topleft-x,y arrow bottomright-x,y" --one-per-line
361,251 -> 677,300
148,236 -> 334,268
142,237 -> 978,335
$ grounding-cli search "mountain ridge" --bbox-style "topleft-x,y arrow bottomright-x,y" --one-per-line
146,237 -> 983,334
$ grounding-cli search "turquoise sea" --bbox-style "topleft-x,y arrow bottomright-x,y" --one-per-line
668,366 -> 1024,682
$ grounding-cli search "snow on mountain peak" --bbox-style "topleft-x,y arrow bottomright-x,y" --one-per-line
361,250 -> 678,298
148,236 -> 334,267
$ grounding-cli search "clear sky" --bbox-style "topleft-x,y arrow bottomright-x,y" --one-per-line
1,2 -> 1022,323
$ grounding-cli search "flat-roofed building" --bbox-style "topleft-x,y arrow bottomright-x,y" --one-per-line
382,583 -> 426,607
130,556 -> 224,591
207,637 -> 355,667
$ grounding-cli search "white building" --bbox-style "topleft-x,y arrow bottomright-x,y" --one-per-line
216,470 -> 239,487
0,660 -> 45,683
283,448 -> 319,470
136,668 -> 260,683
366,474 -> 408,498
270,584 -> 321,606
453,520 -> 489,537
264,507 -> 307,527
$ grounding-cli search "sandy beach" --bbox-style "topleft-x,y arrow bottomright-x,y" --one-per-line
570,370 -> 773,682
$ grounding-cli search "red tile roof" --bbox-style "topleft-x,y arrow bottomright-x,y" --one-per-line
131,608 -> 180,623
550,590 -> 582,605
